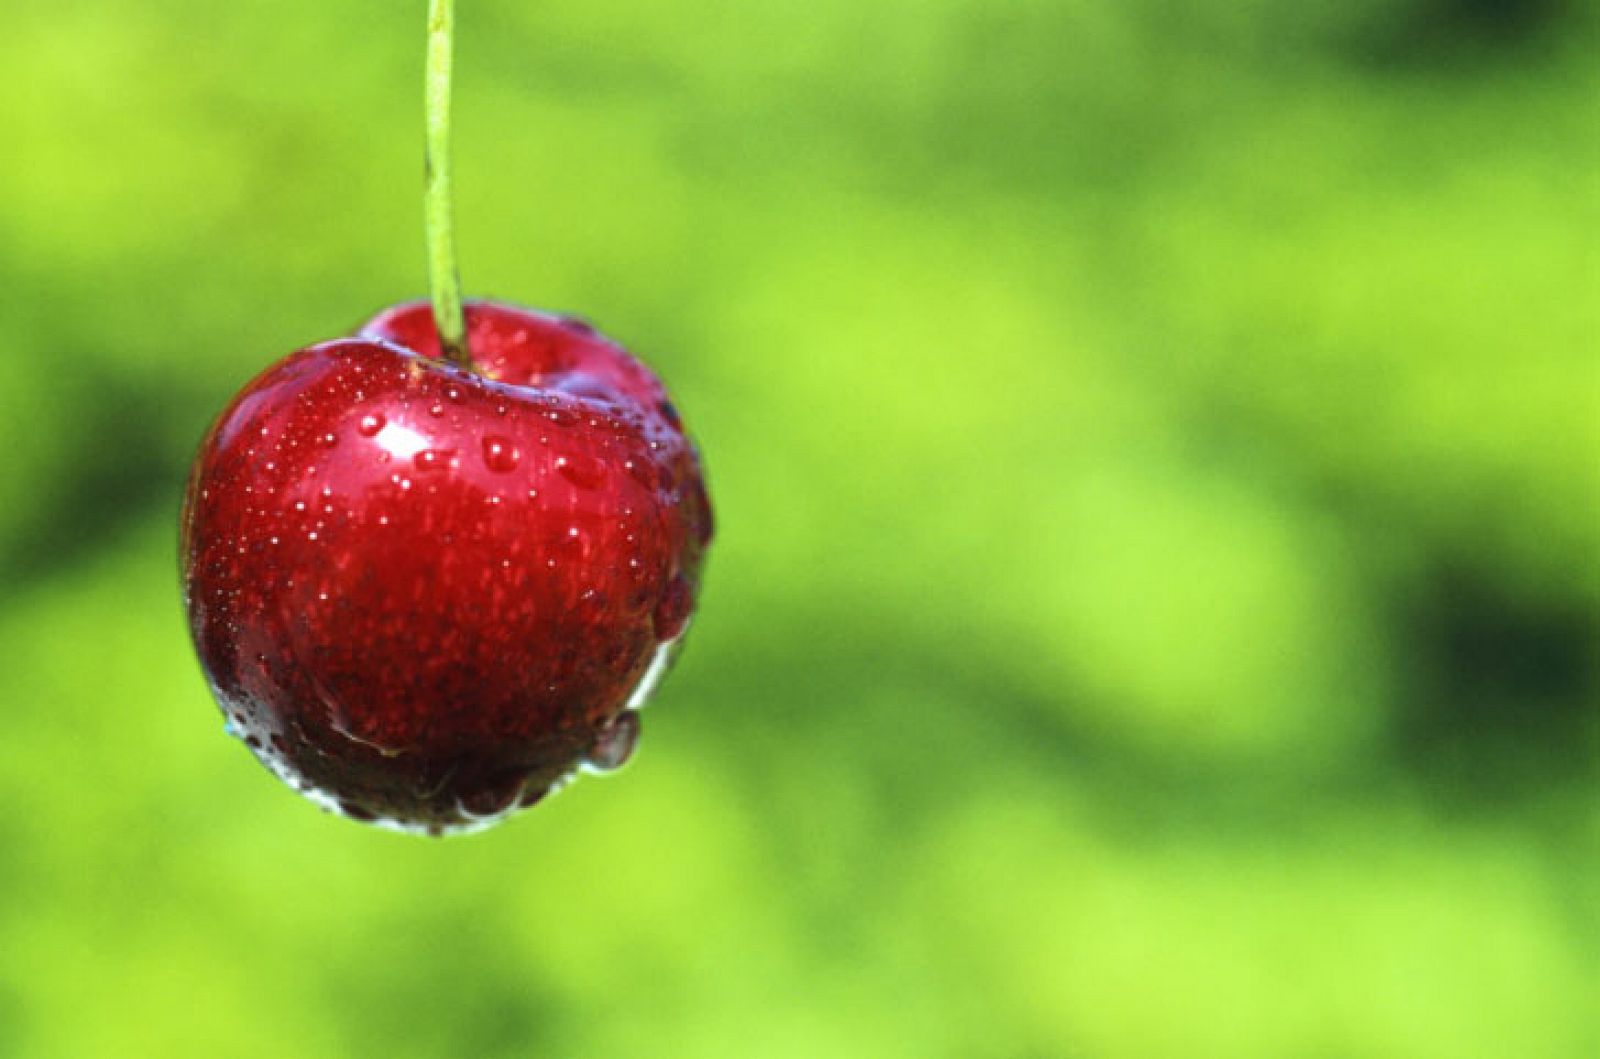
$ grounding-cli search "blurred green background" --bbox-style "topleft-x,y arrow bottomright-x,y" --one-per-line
1,1 -> 1596,1056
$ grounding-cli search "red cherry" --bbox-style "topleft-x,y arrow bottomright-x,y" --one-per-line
181,300 -> 712,834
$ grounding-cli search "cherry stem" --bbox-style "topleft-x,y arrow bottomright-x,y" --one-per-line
425,0 -> 472,368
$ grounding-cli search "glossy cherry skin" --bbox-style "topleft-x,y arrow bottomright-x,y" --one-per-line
181,300 -> 712,834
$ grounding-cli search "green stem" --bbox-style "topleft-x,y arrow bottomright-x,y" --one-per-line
425,0 -> 471,368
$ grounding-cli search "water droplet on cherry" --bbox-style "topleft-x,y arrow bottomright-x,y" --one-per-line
556,453 -> 604,490
585,711 -> 640,772
413,449 -> 455,473
337,800 -> 376,822
459,772 -> 525,817
481,435 -> 520,473
653,576 -> 693,642
625,458 -> 654,488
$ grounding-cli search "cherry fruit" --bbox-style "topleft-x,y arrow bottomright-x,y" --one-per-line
181,301 -> 712,833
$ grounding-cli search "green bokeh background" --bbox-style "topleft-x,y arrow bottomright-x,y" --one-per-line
1,1 -> 1596,1056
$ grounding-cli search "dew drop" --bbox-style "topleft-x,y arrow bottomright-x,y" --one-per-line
428,403 -> 445,417
585,712 -> 640,772
481,435 -> 520,473
320,431 -> 338,448
692,482 -> 715,546
357,413 -> 386,437
625,457 -> 654,488
460,772 -> 525,817
653,576 -> 693,642
545,406 -> 580,428
338,800 -> 377,822
555,453 -> 604,490
413,449 -> 455,473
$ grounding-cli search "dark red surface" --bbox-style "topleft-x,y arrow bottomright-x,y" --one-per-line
181,300 -> 712,833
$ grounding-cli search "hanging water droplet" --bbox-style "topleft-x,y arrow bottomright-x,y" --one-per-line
585,711 -> 640,772
357,413 -> 386,437
459,772 -> 525,817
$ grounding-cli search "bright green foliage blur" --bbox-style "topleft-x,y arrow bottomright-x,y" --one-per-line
1,1 -> 1596,1056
